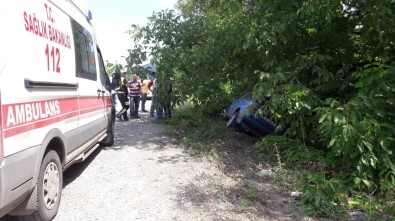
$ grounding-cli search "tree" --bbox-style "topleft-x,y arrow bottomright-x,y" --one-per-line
105,61 -> 122,76
129,65 -> 151,80
126,0 -> 395,193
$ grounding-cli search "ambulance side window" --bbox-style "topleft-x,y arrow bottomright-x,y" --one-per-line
97,48 -> 111,91
71,19 -> 97,81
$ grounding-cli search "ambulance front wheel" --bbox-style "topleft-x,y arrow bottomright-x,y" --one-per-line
32,150 -> 63,221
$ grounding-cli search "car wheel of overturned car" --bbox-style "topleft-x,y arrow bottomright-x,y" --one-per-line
29,150 -> 63,221
226,111 -> 238,128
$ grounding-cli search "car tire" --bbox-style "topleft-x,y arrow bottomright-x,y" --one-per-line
101,119 -> 115,146
227,111 -> 238,128
29,150 -> 63,221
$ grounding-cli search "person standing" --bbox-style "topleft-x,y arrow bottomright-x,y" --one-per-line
148,72 -> 156,117
140,81 -> 149,112
115,68 -> 129,121
128,74 -> 142,118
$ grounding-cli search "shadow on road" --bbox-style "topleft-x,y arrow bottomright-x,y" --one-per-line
62,146 -> 103,188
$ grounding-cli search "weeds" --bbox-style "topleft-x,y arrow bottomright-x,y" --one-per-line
164,103 -> 231,152
255,136 -> 395,219
246,188 -> 257,199
239,199 -> 249,210
217,185 -> 228,202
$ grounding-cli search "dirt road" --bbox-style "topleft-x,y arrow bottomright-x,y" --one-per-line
2,103 -> 314,220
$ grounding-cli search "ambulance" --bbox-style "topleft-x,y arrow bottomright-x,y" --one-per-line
0,0 -> 115,220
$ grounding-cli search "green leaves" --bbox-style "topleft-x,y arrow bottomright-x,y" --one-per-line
362,140 -> 374,152
105,62 -> 122,76
124,0 -> 395,214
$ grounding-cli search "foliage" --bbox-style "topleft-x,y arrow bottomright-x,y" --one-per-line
302,173 -> 348,218
105,61 -> 152,80
127,0 -> 395,217
129,65 -> 152,80
255,136 -> 395,218
105,62 -> 123,76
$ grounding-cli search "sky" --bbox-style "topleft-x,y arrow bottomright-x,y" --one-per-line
83,0 -> 178,65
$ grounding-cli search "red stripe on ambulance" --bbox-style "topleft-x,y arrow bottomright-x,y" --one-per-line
2,97 -> 111,138
0,91 -> 4,162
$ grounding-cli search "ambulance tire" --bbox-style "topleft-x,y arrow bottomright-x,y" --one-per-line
101,119 -> 114,146
31,150 -> 63,221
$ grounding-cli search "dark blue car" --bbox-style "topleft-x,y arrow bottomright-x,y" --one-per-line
222,93 -> 277,137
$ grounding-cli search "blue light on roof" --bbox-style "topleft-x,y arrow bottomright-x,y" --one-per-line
88,10 -> 93,20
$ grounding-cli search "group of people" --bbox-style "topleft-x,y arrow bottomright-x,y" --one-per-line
112,68 -> 171,122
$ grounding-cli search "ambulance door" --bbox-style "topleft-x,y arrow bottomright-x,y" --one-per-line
71,19 -> 107,146
97,48 -> 112,124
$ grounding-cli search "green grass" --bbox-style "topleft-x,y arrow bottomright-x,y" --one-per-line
163,103 -> 231,152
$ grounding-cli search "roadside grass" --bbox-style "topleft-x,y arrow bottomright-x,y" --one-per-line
163,104 -> 394,220
163,103 -> 231,152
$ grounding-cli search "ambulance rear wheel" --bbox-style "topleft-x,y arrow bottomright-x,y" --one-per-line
33,150 -> 63,221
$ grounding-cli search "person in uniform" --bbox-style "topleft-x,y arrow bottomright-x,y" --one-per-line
115,68 -> 129,121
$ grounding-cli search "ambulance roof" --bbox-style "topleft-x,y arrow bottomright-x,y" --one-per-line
69,0 -> 89,19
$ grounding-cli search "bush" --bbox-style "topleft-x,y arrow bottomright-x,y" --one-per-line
255,136 -> 395,219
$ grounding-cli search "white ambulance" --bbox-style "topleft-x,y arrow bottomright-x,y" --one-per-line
0,0 -> 115,220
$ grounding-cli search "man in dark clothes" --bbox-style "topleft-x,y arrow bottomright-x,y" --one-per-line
115,68 -> 129,121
